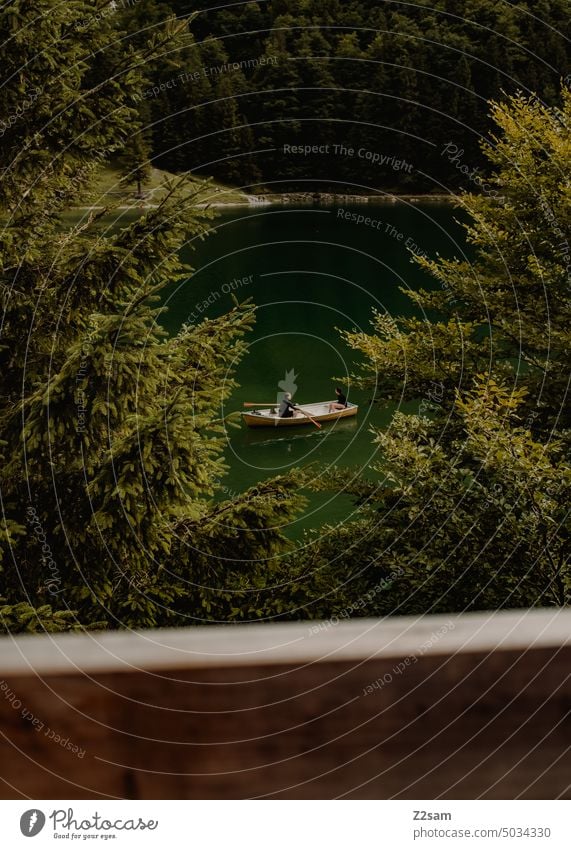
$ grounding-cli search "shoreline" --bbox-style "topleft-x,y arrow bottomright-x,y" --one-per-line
73,192 -> 456,212
243,192 -> 454,207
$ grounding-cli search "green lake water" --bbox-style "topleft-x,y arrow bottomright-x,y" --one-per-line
159,202 -> 467,536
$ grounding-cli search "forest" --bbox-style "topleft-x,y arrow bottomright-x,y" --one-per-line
121,0 -> 569,191
0,1 -> 569,633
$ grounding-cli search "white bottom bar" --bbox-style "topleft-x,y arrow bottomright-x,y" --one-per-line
1,800 -> 569,848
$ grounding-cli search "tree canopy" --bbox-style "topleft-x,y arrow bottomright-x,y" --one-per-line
120,0 -> 569,192
0,0 -> 302,633
0,2 -> 569,633
274,89 -> 571,620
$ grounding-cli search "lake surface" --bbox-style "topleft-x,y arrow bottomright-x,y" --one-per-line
160,201 -> 468,535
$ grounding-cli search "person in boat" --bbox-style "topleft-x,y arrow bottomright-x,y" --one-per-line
328,386 -> 348,412
279,392 -> 302,418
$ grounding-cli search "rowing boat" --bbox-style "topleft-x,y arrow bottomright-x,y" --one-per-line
242,401 -> 358,428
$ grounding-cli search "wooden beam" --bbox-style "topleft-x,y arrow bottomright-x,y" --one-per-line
0,610 -> 569,799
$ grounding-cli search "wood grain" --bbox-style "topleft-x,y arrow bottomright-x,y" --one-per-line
0,610 -> 569,799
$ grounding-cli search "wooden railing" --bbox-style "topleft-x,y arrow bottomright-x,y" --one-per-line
1,609 -> 569,799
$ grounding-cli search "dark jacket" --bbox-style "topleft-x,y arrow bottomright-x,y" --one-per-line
278,398 -> 298,418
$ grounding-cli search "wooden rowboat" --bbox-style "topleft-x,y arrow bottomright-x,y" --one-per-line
242,401 -> 358,428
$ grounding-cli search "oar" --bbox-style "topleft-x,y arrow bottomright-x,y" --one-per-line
294,406 -> 322,429
243,403 -> 278,407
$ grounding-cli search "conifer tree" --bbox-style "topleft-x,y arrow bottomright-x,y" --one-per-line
277,88 -> 571,619
117,110 -> 153,198
0,0 -> 301,633
124,0 -> 569,191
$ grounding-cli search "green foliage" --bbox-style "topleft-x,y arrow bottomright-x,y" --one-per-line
283,89 -> 571,617
117,113 -> 153,197
2,2 -> 569,634
0,1 -> 301,633
0,603 -> 96,634
166,475 -> 307,624
135,0 -> 568,191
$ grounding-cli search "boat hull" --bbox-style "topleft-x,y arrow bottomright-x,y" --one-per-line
242,402 -> 358,428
